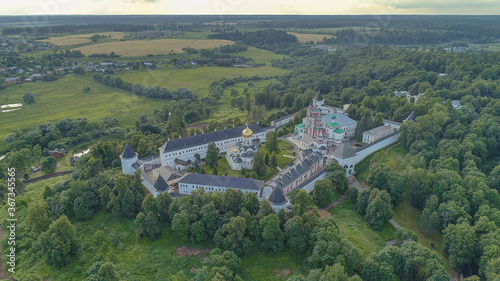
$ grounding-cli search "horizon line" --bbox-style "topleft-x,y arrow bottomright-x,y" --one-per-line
1,13 -> 500,16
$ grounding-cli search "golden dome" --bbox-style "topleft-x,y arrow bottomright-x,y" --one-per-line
242,125 -> 253,138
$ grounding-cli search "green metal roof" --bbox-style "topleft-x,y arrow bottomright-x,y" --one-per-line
331,115 -> 336,119
295,123 -> 306,128
333,128 -> 344,134
326,122 -> 341,127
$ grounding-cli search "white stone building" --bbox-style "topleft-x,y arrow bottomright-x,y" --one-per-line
362,125 -> 395,144
270,152 -> 324,194
226,125 -> 260,170
294,91 -> 357,148
159,123 -> 267,171
177,173 -> 264,195
120,144 -> 138,175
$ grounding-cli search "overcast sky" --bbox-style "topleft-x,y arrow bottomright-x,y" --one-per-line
3,0 -> 500,15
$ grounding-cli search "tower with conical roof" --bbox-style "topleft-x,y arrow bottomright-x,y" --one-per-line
313,90 -> 324,107
267,187 -> 290,212
120,143 -> 138,175
331,141 -> 356,175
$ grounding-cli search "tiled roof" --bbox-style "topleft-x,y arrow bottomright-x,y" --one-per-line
314,90 -> 323,101
178,173 -> 264,191
121,144 -> 136,159
162,123 -> 264,153
331,142 -> 355,159
363,125 -> 394,138
275,152 -> 323,190
268,187 -> 286,204
154,174 -> 169,191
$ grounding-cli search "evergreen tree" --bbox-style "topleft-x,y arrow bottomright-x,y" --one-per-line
206,142 -> 219,168
252,151 -> 267,178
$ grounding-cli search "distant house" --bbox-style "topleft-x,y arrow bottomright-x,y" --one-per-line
362,125 -> 395,144
101,62 -> 113,67
4,77 -> 20,85
69,156 -> 79,166
49,148 -> 65,159
234,57 -> 244,64
394,90 -> 409,97
451,100 -> 462,110
115,62 -> 127,67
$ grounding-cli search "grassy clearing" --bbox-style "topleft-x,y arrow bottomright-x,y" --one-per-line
287,32 -> 333,43
74,39 -> 234,56
355,143 -> 408,183
0,75 -> 168,145
1,174 -> 305,281
200,157 -> 247,177
232,47 -> 288,65
204,78 -> 285,123
329,200 -> 396,258
392,200 -> 454,273
39,32 -> 127,46
260,140 -> 295,169
116,66 -> 289,97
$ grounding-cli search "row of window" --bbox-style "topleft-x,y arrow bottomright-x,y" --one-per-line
179,183 -> 258,194
165,135 -> 265,159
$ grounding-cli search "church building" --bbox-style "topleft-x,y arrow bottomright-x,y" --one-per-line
294,91 -> 357,148
159,123 -> 267,171
226,125 -> 260,170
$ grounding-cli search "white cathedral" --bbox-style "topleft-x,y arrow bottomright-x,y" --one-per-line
226,125 -> 260,170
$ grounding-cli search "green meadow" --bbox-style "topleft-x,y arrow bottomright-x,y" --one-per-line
0,174 -> 306,281
328,200 -> 396,259
115,66 -> 290,97
0,75 -> 169,149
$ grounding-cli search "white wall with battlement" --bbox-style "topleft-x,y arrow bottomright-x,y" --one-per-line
353,132 -> 401,165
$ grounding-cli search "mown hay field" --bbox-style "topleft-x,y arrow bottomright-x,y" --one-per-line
74,39 -> 234,56
39,32 -> 127,45
288,32 -> 334,43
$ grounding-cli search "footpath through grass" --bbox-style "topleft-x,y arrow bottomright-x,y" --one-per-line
328,200 -> 396,259
392,200 -> 454,273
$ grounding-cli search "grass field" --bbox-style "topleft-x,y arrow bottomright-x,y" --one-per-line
115,66 -> 289,97
74,39 -> 234,56
329,200 -> 396,258
260,141 -> 295,169
355,143 -> 408,183
287,32 -> 334,43
232,47 -> 288,65
392,200 -> 455,275
39,32 -> 127,46
1,174 -> 306,281
0,75 -> 168,147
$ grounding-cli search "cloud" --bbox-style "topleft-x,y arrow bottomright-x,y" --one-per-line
374,0 -> 500,10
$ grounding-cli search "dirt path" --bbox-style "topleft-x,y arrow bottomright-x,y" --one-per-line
0,226 -> 15,281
